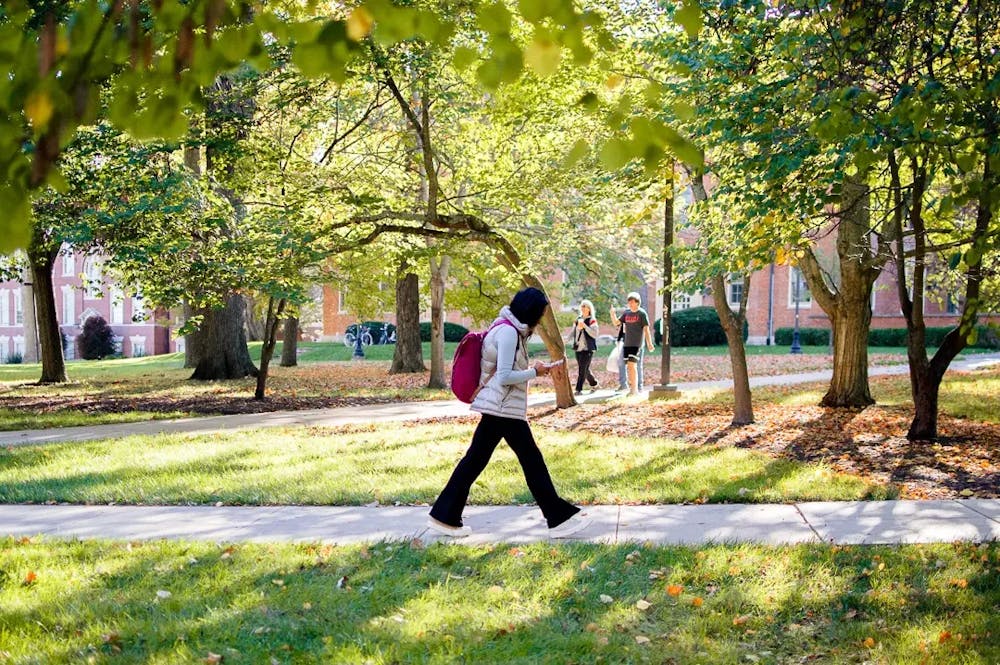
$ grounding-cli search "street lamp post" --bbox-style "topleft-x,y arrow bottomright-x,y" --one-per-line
352,321 -> 365,359
651,163 -> 679,401
790,269 -> 802,354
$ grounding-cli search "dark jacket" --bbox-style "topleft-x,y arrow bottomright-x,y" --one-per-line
573,316 -> 598,352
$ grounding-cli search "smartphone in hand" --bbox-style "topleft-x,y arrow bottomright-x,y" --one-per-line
544,358 -> 565,368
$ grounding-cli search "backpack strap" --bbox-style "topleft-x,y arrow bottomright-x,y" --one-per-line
473,320 -> 519,399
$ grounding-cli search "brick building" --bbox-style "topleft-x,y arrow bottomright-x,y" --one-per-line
0,248 -> 172,363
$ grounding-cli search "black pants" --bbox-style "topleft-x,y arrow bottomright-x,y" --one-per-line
430,414 -> 579,528
574,350 -> 598,391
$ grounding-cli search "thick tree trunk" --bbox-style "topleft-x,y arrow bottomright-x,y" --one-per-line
822,297 -> 874,406
182,301 -> 203,369
189,293 -> 258,380
30,254 -> 67,383
520,274 -> 575,408
799,172 -> 881,407
427,255 -> 450,388
390,269 -> 425,373
280,316 -> 298,367
244,295 -> 266,341
255,297 -> 285,400
710,273 -> 754,425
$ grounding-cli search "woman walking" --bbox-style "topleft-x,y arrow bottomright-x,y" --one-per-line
428,287 -> 590,539
571,299 -> 600,395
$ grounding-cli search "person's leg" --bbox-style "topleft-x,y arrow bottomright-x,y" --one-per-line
430,415 -> 503,526
617,346 -> 627,390
581,351 -> 597,387
502,418 -> 579,528
574,351 -> 585,393
637,345 -> 645,390
623,346 -> 639,395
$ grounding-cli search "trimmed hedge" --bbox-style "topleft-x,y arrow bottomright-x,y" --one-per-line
419,321 -> 470,342
774,327 -> 831,346
774,325 -> 999,349
654,306 -> 748,347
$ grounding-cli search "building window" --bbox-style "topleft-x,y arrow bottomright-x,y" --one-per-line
337,290 -> 347,314
129,335 -> 146,357
62,251 -> 76,277
14,290 -> 23,324
727,274 -> 744,307
788,268 -> 812,308
0,289 -> 8,326
672,293 -> 692,311
12,336 -> 24,358
131,294 -> 145,322
0,336 -> 8,362
110,288 -> 124,325
946,294 -> 960,314
83,257 -> 102,299
61,285 -> 75,324
113,335 -> 124,354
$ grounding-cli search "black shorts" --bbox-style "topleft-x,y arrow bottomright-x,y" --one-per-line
623,345 -> 640,362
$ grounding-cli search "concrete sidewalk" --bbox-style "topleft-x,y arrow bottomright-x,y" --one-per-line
4,353 -> 997,448
2,500 -> 998,546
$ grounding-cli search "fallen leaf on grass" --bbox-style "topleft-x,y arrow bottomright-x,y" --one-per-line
939,631 -> 951,643
156,590 -> 172,600
336,576 -> 348,589
863,637 -> 876,648
949,578 -> 968,588
636,599 -> 652,610
22,571 -> 37,586
666,584 -> 683,597
599,594 -> 614,604
635,635 -> 650,644
203,653 -> 223,664
733,615 -> 750,626
691,597 -> 704,607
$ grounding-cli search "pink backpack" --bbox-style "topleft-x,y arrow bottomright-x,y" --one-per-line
451,320 -> 515,403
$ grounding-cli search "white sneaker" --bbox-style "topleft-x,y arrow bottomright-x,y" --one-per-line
427,516 -> 472,537
548,512 -> 591,539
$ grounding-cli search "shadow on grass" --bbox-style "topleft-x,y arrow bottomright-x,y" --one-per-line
2,539 -> 997,663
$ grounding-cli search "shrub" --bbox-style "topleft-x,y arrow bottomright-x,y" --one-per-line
774,327 -> 831,346
77,315 -> 116,360
419,321 -> 470,342
869,325 -> 1000,349
655,307 -> 748,347
6,352 -> 23,364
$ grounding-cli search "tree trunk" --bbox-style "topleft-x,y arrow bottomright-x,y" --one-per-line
255,297 -> 286,400
29,252 -> 66,383
798,172 -> 881,407
244,295 -> 266,341
710,273 -> 754,425
189,293 -> 258,380
182,301 -> 203,369
691,170 -> 752,424
822,296 -> 874,406
280,316 -> 298,367
428,255 -> 450,388
520,274 -> 576,408
390,269 -> 424,373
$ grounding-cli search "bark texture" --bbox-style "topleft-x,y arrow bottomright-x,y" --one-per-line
280,316 -> 299,367
390,269 -> 425,373
189,294 -> 258,380
29,250 -> 67,383
427,255 -> 450,388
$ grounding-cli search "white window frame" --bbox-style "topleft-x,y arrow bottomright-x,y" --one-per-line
727,274 -> 744,308
131,294 -> 145,322
788,267 -> 813,309
61,285 -> 75,325
672,293 -> 693,312
83,257 -> 103,299
62,251 -> 76,277
337,290 -> 348,314
129,335 -> 147,357
0,336 -> 8,362
12,336 -> 24,358
14,290 -> 23,324
0,289 -> 9,326
110,287 -> 125,325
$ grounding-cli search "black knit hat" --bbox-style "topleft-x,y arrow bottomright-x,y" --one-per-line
509,287 -> 549,328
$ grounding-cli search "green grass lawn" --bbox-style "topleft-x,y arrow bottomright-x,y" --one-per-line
0,422 -> 891,506
0,537 -> 995,664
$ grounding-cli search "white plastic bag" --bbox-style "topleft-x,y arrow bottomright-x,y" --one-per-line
605,341 -> 621,372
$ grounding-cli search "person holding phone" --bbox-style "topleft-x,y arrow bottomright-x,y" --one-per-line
610,291 -> 654,395
571,299 -> 600,395
428,287 -> 590,539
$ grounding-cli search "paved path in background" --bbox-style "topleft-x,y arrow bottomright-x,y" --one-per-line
2,500 -> 998,545
2,353 -> 997,448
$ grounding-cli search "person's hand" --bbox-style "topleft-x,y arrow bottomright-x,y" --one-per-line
576,319 -> 584,329
533,361 -> 550,377
647,343 -> 654,353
